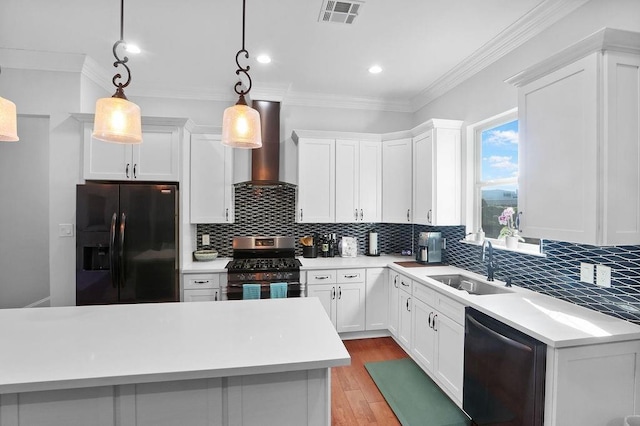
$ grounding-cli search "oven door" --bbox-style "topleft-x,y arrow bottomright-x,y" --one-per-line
463,307 -> 546,426
226,281 -> 302,300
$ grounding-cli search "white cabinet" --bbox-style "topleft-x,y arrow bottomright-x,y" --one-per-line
508,29 -> 640,245
412,120 -> 462,226
365,268 -> 388,330
388,270 -> 400,337
81,118 -> 183,182
382,138 -> 412,223
190,133 -> 233,223
295,137 -> 335,223
182,272 -> 222,302
411,283 -> 464,404
335,140 -> 382,223
397,273 -> 413,350
306,269 -> 365,333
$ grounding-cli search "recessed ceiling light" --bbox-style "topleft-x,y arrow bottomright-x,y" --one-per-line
125,44 -> 141,54
368,65 -> 382,74
256,54 -> 271,64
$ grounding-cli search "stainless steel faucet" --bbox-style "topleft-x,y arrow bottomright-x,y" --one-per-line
480,240 -> 498,281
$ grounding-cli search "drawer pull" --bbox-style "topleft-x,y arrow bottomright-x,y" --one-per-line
401,280 -> 410,287
193,280 -> 209,284
344,274 -> 359,279
315,275 -> 330,280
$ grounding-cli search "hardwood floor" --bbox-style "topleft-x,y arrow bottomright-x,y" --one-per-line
331,337 -> 408,425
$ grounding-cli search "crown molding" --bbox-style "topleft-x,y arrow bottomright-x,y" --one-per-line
0,47 -> 86,73
80,56 -> 113,94
410,0 -> 591,111
283,90 -> 413,113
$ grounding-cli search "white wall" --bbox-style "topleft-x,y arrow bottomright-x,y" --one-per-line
0,116 -> 50,308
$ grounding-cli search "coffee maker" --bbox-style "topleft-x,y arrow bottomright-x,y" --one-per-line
416,232 -> 443,264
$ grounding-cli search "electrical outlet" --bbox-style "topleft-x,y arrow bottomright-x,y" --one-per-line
58,224 -> 74,237
596,264 -> 611,288
202,234 -> 210,246
580,263 -> 594,284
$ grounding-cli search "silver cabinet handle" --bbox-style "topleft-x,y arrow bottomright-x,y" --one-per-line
433,314 -> 438,332
394,275 -> 398,288
401,280 -> 410,287
225,208 -> 229,221
428,312 -> 433,328
193,280 -> 209,285
407,209 -> 410,222
517,211 -> 523,232
315,275 -> 330,280
332,287 -> 336,300
427,209 -> 432,224
338,286 -> 342,299
406,297 -> 411,312
360,209 -> 363,220
133,163 -> 137,179
215,291 -> 218,301
344,274 -> 359,279
125,163 -> 130,179
300,208 -> 303,221
354,209 -> 358,220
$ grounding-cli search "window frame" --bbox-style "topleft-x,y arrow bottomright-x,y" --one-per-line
466,108 -> 541,254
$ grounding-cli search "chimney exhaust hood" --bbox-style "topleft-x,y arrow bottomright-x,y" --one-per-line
235,100 -> 295,188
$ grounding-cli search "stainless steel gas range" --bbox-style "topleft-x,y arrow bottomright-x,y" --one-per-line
224,236 -> 303,300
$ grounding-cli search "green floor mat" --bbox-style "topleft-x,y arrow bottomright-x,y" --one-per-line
365,358 -> 470,426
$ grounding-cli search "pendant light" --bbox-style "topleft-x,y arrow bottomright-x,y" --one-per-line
221,0 -> 262,149
0,66 -> 19,142
92,0 -> 142,144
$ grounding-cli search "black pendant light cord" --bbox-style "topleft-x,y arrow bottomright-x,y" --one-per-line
233,0 -> 252,100
111,0 -> 132,99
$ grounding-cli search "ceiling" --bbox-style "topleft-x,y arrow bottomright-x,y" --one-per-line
0,0 -> 587,111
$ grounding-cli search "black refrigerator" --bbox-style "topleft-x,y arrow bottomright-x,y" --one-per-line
76,183 -> 179,305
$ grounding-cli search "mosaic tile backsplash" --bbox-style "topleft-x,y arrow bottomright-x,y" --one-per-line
197,185 -> 640,324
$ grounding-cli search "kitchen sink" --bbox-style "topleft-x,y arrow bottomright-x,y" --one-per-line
429,274 -> 513,295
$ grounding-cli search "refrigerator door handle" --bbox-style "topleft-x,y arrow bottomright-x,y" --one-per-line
109,212 -> 118,288
119,212 -> 126,288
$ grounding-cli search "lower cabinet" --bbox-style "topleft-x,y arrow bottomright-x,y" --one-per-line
182,273 -> 222,302
412,281 -> 477,405
388,270 -> 400,337
365,268 -> 388,330
397,274 -> 413,351
307,269 -> 366,333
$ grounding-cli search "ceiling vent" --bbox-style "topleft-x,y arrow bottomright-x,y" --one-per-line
318,0 -> 363,24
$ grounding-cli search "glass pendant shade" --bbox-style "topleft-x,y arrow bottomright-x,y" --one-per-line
0,96 -> 19,142
92,96 -> 142,144
221,103 -> 262,149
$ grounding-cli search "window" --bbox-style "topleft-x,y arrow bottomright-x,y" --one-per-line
468,109 -> 540,250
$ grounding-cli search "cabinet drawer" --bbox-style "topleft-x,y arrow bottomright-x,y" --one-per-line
412,281 -> 435,305
306,269 -> 337,284
337,269 -> 365,283
184,288 -> 219,302
398,274 -> 412,294
435,294 -> 465,325
184,274 -> 220,290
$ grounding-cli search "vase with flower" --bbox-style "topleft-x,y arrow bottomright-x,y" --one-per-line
498,207 -> 524,248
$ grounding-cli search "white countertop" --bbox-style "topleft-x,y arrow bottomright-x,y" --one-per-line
0,298 -> 350,394
388,264 -> 640,348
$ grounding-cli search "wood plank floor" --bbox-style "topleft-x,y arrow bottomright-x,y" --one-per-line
331,337 -> 409,425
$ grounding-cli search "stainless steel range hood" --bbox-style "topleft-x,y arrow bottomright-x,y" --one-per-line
235,100 -> 294,188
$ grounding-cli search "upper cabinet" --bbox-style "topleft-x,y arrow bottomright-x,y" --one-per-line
77,116 -> 186,182
190,133 -> 234,224
382,138 -> 413,223
335,139 -> 382,223
295,135 -> 336,223
508,28 -> 640,245
412,120 -> 462,226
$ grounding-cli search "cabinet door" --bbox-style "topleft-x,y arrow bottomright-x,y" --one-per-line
434,312 -> 464,403
412,297 -> 435,373
413,132 -> 433,225
335,139 -> 359,223
398,290 -> 412,350
359,141 -> 382,223
307,284 -> 337,327
336,282 -> 365,333
132,125 -> 180,181
388,271 -> 400,337
184,289 -> 219,302
190,134 -> 233,223
365,268 -> 388,331
382,138 -> 412,223
518,54 -> 598,244
297,138 -> 335,223
82,122 -> 130,180
603,52 -> 640,245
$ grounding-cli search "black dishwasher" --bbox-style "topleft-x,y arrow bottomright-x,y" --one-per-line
463,307 -> 546,426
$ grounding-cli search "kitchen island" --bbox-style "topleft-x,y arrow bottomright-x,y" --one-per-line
0,298 -> 349,426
